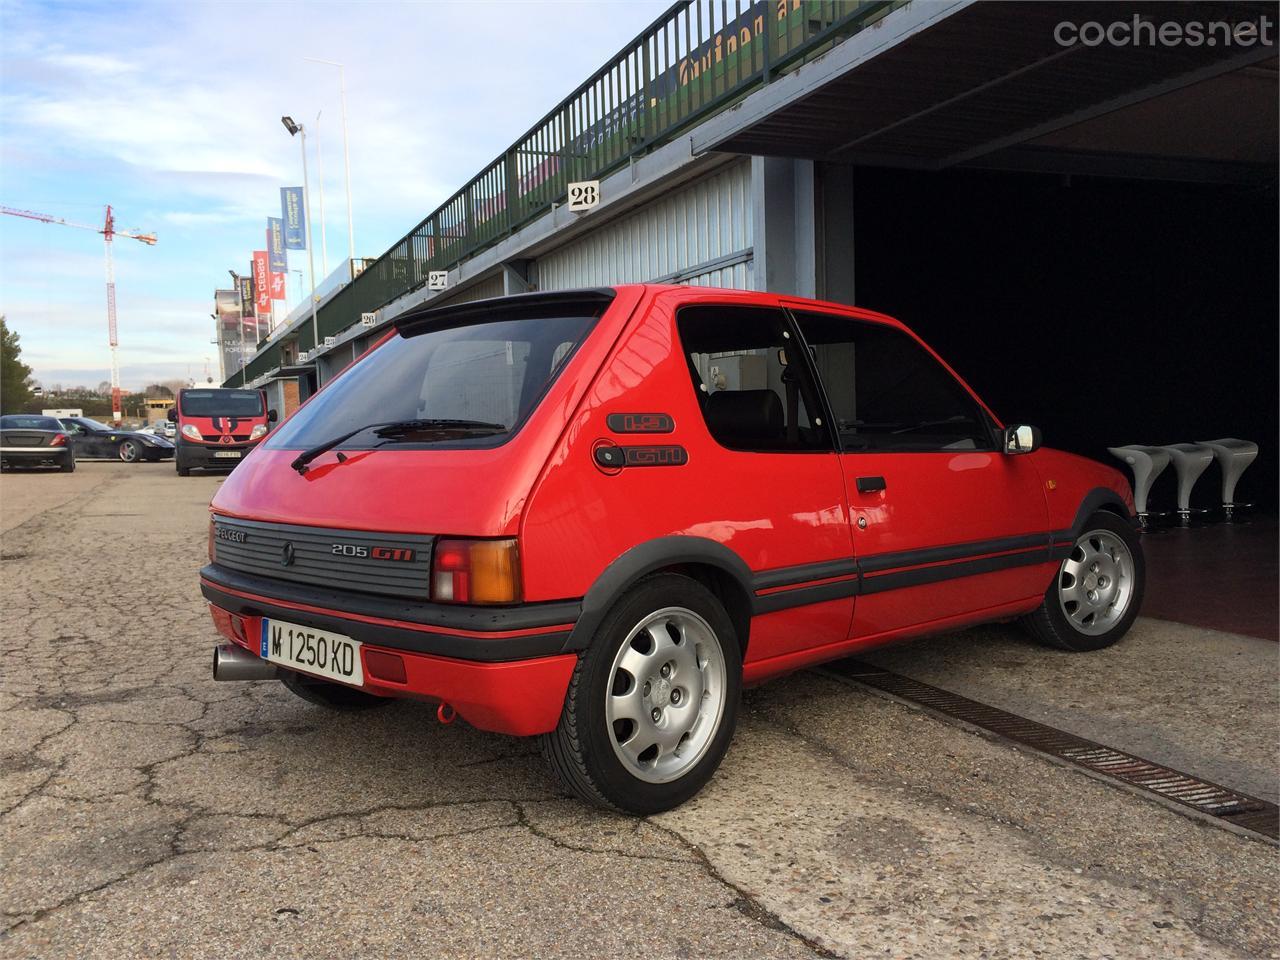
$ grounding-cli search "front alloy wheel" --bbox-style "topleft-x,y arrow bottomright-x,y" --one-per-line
118,440 -> 139,463
1057,529 -> 1136,636
542,574 -> 740,814
1023,510 -> 1144,652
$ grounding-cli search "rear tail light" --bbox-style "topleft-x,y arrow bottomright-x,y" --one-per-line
50,434 -> 67,447
431,538 -> 521,604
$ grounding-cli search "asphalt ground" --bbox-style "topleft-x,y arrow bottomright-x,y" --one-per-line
1,462 -> 1276,959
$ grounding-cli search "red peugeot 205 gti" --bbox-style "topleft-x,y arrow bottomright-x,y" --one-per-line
201,285 -> 1142,813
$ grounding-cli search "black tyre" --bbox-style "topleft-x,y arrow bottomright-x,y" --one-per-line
176,457 -> 191,477
60,456 -> 75,473
1023,511 -> 1144,652
279,669 -> 389,710
118,439 -> 140,463
541,573 -> 741,815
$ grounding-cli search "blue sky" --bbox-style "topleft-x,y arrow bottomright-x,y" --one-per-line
0,0 -> 667,389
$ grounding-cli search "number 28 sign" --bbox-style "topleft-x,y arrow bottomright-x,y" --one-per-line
567,180 -> 600,212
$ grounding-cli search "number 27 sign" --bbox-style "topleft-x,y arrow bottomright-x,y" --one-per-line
567,180 -> 600,212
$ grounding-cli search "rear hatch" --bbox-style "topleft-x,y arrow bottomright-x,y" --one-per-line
210,288 -> 634,548
0,416 -> 62,449
1,429 -> 54,447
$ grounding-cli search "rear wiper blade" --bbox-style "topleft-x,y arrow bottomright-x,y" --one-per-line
290,419 -> 506,474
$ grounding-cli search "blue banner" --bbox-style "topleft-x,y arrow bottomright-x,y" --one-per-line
267,217 -> 287,272
280,187 -> 306,249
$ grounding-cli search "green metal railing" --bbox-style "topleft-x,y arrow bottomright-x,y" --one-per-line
237,0 -> 897,385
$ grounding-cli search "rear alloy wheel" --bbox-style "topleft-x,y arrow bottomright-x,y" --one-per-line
118,439 -> 140,463
1023,511 -> 1144,652
542,574 -> 740,814
279,670 -> 390,711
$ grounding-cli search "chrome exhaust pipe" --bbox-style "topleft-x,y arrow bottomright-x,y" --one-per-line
213,644 -> 278,681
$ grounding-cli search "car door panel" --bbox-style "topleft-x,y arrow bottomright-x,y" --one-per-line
789,306 -> 1051,637
846,451 -> 1050,635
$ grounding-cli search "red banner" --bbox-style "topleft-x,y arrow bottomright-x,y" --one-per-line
252,250 -> 271,316
269,272 -> 286,300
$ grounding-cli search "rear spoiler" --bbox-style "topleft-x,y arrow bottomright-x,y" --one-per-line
394,288 -> 616,338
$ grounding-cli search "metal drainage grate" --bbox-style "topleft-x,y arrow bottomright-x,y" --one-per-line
824,661 -> 1279,842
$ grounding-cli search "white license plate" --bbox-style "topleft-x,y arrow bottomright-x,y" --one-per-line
261,618 -> 364,686
214,450 -> 242,459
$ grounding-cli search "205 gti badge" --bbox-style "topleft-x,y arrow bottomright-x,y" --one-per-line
331,543 -> 417,562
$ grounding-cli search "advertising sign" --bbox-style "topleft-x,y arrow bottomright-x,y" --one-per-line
252,251 -> 271,320
280,187 -> 306,249
214,288 -> 243,379
267,217 -> 287,272
269,272 -> 286,301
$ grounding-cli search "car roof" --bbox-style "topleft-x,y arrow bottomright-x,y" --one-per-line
619,283 -> 907,330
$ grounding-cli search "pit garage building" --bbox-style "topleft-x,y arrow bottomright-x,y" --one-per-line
232,0 -> 1278,502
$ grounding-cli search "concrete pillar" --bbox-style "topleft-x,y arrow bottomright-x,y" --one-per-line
752,156 -> 817,297
816,162 -> 856,306
503,259 -> 535,295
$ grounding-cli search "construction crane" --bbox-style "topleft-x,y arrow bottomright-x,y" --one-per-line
0,205 -> 157,424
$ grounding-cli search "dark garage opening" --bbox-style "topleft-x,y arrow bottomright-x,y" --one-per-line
853,167 -> 1278,512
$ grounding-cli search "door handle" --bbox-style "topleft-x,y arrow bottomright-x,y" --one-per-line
856,475 -> 886,493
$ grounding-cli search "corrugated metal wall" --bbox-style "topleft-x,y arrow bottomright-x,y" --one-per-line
536,160 -> 753,291
434,272 -> 506,306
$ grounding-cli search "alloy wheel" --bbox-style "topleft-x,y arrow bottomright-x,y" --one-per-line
604,606 -> 727,784
1058,529 -> 1135,636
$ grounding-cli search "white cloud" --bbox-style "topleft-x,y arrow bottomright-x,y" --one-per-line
2,0 -> 670,384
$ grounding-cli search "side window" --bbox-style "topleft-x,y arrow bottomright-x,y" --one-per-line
676,305 -> 831,452
794,312 -> 993,452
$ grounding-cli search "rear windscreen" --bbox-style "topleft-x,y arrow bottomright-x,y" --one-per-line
0,415 -> 61,431
180,390 -> 264,417
264,312 -> 597,452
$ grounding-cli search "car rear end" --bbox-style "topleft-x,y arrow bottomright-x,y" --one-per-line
0,415 -> 74,471
173,388 -> 273,474
199,287 -> 638,734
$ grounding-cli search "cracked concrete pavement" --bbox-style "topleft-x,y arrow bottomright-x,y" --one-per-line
1,462 -> 1276,959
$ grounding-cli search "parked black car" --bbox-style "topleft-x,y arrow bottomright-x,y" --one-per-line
0,415 -> 75,472
56,417 -> 175,463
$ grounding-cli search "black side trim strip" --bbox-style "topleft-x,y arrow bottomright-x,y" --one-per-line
201,564 -> 581,632
754,577 -> 860,614
857,533 -> 1049,574
202,581 -> 569,663
753,558 -> 859,591
749,534 -> 1062,614
859,548 -> 1052,596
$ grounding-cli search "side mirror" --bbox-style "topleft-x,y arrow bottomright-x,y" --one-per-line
1004,424 -> 1042,455
167,408 -> 178,422
268,409 -> 278,422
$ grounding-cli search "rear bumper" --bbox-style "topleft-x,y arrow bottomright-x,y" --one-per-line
0,447 -> 72,463
206,601 -> 576,736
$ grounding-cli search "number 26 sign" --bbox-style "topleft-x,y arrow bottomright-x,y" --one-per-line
567,180 -> 600,212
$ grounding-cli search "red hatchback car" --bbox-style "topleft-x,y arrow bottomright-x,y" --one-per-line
202,285 -> 1143,813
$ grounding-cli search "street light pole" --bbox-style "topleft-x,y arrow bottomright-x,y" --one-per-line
315,110 -> 328,277
281,116 -> 319,358
304,58 -> 355,264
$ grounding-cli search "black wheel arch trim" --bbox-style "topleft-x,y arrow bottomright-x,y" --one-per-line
563,536 -> 755,653
1053,487 -> 1136,545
